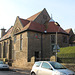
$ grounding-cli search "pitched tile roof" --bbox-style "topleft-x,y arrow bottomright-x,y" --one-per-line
17,19 -> 68,35
0,26 -> 13,41
20,21 -> 46,32
65,28 -> 72,34
20,18 -> 30,27
47,22 -> 68,34
27,11 -> 42,21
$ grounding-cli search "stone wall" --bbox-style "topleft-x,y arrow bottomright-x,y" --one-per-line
28,31 -> 56,62
34,8 -> 50,25
0,39 -> 11,60
12,32 -> 28,68
28,31 -> 41,62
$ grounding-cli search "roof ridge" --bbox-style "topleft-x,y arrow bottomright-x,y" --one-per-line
6,26 -> 13,33
65,28 -> 72,33
65,28 -> 72,30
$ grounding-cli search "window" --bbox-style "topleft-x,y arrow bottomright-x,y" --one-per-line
51,35 -> 55,43
14,36 -> 16,43
34,33 -> 39,39
3,42 -> 6,58
50,62 -> 66,69
63,36 -> 67,43
42,62 -> 51,69
0,43 -> 1,58
51,44 -> 54,51
20,34 -> 22,50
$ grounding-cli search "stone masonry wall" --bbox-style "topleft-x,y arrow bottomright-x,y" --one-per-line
12,32 -> 28,68
28,31 -> 41,61
28,31 -> 55,62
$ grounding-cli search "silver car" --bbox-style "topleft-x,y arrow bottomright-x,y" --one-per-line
0,61 -> 9,69
31,61 -> 75,75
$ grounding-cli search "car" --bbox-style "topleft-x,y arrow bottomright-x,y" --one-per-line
31,61 -> 75,75
0,61 -> 9,70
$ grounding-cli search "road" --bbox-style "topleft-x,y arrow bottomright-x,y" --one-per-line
0,69 -> 30,75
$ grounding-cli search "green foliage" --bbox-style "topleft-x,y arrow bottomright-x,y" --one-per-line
58,46 -> 75,54
57,46 -> 75,63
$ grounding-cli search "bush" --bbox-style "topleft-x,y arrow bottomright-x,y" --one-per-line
57,46 -> 75,63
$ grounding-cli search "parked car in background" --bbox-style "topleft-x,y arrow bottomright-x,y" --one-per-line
31,61 -> 75,75
0,61 -> 9,70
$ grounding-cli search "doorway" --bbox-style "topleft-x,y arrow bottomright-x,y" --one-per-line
35,51 -> 39,61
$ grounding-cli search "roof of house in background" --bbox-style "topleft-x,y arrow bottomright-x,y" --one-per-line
69,34 -> 75,43
65,28 -> 72,34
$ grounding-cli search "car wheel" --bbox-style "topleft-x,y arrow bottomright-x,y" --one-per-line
31,72 -> 36,75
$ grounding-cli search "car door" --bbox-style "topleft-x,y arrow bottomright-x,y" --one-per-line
38,62 -> 53,75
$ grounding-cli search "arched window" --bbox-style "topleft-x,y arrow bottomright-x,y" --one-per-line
20,34 -> 22,50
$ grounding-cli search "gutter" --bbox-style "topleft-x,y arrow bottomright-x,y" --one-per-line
0,37 -> 11,42
15,29 -> 69,35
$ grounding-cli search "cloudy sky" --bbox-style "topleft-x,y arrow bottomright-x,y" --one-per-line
0,0 -> 75,36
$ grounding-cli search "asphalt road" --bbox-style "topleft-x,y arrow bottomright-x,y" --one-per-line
0,69 -> 30,75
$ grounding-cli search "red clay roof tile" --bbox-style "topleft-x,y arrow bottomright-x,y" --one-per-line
27,11 -> 42,21
21,21 -> 46,32
47,22 -> 67,34
19,19 -> 68,34
20,18 -> 30,27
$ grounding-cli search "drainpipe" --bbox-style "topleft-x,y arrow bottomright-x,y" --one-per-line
41,33 -> 43,60
41,31 -> 47,60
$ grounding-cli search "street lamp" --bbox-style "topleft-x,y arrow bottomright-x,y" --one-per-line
56,32 -> 58,62
53,26 -> 60,62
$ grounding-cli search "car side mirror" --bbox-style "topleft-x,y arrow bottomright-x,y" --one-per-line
49,68 -> 53,70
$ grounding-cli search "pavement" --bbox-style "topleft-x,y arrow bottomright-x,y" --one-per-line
9,67 -> 31,74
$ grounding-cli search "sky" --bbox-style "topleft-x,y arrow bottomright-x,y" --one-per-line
0,0 -> 75,36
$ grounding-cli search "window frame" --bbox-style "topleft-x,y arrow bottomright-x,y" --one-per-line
51,35 -> 56,44
20,34 -> 22,50
63,36 -> 67,43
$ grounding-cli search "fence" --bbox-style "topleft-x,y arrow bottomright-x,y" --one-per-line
35,53 -> 75,63
57,53 -> 75,63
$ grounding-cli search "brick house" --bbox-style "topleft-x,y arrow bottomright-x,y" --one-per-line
0,8 -> 70,68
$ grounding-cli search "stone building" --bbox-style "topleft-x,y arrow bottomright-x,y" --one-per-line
65,28 -> 75,46
0,8 -> 70,68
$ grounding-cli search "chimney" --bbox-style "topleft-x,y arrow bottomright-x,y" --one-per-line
1,28 -> 6,38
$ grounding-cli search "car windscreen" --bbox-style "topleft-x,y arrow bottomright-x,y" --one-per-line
34,62 -> 41,67
0,61 -> 4,64
50,62 -> 66,69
